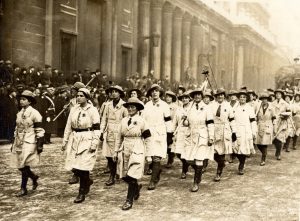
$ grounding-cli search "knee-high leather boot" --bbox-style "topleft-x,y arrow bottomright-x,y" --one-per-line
148,161 -> 161,190
105,158 -> 116,186
16,168 -> 28,197
292,135 -> 298,150
74,170 -> 86,203
190,165 -> 203,192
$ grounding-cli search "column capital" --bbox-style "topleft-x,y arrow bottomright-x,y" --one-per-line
162,1 -> 173,13
183,12 -> 192,22
173,7 -> 183,18
151,0 -> 163,8
191,17 -> 200,26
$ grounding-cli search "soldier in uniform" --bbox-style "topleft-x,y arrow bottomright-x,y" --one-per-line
143,84 -> 173,190
172,91 -> 191,179
100,85 -> 128,186
115,97 -> 151,210
255,91 -> 276,166
62,88 -> 100,203
11,90 -> 45,197
164,90 -> 178,168
272,89 -> 291,160
40,85 -> 56,144
184,88 -> 214,192
233,89 -> 257,175
211,88 -> 236,181
54,85 -> 69,137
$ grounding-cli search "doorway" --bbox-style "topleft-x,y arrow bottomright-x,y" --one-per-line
60,32 -> 76,77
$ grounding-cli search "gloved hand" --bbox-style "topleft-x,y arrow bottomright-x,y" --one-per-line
36,137 -> 44,154
167,132 -> 174,146
208,139 -> 214,146
89,145 -> 97,153
100,133 -> 104,141
232,133 -> 237,142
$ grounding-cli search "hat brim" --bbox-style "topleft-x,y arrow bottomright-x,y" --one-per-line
123,102 -> 144,111
17,95 -> 36,105
146,86 -> 163,97
190,90 -> 203,98
165,93 -> 177,102
105,88 -> 125,98
259,96 -> 269,100
214,92 -> 226,97
238,92 -> 249,97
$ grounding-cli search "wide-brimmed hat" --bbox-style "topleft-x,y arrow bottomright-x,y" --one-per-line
105,85 -> 125,98
165,90 -> 177,102
203,89 -> 214,101
78,88 -> 91,99
189,88 -> 203,98
274,89 -> 285,97
294,92 -> 300,98
123,97 -> 144,111
58,85 -> 69,94
178,85 -> 186,93
128,88 -> 142,98
18,90 -> 36,104
214,88 -> 226,97
228,89 -> 238,96
72,82 -> 86,91
178,91 -> 191,100
259,91 -> 269,100
284,90 -> 294,99
237,89 -> 249,98
247,89 -> 257,97
146,84 -> 163,97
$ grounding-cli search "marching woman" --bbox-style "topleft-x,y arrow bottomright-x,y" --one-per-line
11,90 -> 45,197
233,89 -> 257,175
165,90 -> 178,168
115,97 -> 151,210
184,88 -> 214,192
283,91 -> 295,152
172,91 -> 192,179
255,91 -> 276,166
272,89 -> 291,160
291,92 -> 300,150
143,84 -> 173,190
210,88 -> 236,181
62,88 -> 100,203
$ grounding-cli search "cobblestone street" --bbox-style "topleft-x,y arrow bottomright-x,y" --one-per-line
0,137 -> 300,221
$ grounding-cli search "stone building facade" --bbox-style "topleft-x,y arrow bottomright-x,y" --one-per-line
0,0 -> 287,90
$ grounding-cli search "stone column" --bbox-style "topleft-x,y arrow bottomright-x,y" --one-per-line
161,2 -> 173,79
189,18 -> 200,81
138,0 -> 151,76
236,41 -> 244,88
101,0 -> 113,76
171,8 -> 183,82
150,0 -> 163,79
45,0 -> 53,66
181,13 -> 192,81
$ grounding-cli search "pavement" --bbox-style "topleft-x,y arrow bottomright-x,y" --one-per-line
0,137 -> 300,221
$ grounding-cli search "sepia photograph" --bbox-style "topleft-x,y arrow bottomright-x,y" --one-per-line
0,0 -> 299,220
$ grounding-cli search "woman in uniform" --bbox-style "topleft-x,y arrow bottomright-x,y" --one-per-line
233,89 -> 257,175
184,88 -> 214,192
11,90 -> 45,197
255,91 -> 276,166
165,90 -> 178,168
172,91 -> 191,179
115,97 -> 151,210
62,88 -> 100,203
211,88 -> 236,181
283,91 -> 295,152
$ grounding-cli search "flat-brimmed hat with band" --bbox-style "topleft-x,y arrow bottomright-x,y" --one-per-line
18,90 -> 37,105
123,97 -> 144,111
